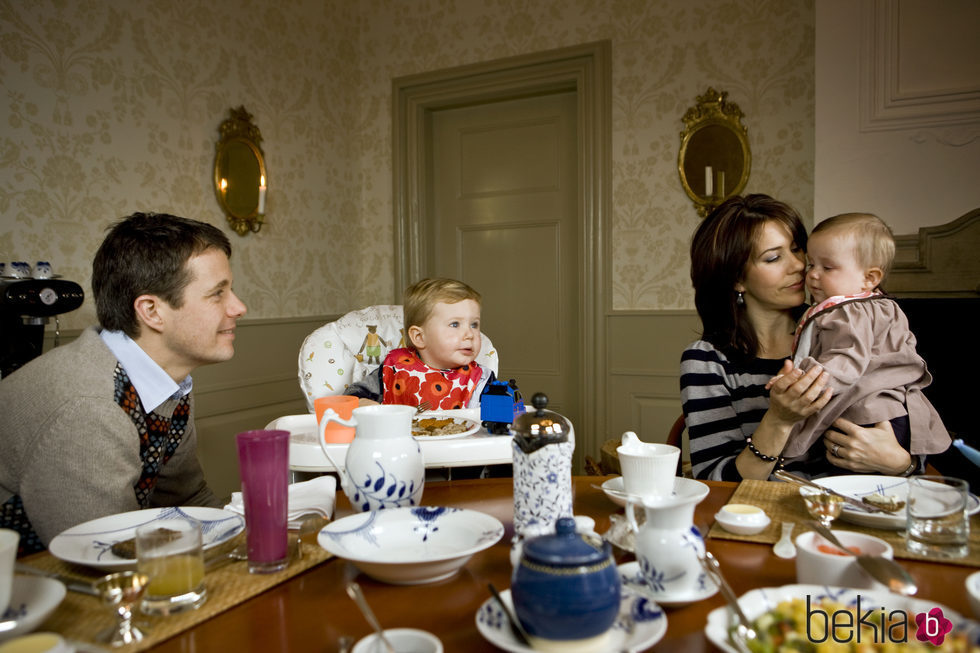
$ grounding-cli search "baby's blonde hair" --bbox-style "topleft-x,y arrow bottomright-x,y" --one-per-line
403,278 -> 481,333
812,213 -> 896,281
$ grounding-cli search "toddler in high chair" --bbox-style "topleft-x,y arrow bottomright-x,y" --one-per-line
776,213 -> 950,469
344,278 -> 494,409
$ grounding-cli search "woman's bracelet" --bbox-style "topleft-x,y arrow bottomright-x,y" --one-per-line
745,437 -> 784,466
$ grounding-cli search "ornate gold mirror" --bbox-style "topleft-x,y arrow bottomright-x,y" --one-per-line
214,106 -> 267,235
678,88 -> 750,217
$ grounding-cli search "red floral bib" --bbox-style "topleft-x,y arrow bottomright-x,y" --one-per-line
381,348 -> 482,409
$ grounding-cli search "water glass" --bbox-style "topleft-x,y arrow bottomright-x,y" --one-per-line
0,528 -> 18,615
236,429 -> 290,573
906,475 -> 969,559
136,518 -> 206,615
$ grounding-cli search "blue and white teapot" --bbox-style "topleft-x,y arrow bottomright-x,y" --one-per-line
511,516 -> 620,648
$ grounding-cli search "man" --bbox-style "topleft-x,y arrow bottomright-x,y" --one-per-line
0,213 -> 247,554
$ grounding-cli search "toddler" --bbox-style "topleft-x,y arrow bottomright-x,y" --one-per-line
779,213 -> 950,462
345,278 -> 493,409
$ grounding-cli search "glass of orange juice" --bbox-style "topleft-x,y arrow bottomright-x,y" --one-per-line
136,517 -> 206,615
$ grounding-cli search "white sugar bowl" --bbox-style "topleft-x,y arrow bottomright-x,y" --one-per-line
713,503 -> 770,535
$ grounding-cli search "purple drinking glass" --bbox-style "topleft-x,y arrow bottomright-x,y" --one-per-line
235,429 -> 290,573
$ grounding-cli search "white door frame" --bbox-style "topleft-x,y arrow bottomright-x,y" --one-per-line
392,41 -> 612,466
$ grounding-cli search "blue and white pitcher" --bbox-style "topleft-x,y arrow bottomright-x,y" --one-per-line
318,404 -> 424,512
626,477 -> 713,601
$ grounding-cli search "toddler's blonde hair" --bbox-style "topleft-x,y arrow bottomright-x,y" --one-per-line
403,278 -> 481,334
812,212 -> 895,282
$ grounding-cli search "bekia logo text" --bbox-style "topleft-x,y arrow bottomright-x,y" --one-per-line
806,595 -> 953,645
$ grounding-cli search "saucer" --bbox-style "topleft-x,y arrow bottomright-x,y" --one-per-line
0,576 -> 67,641
475,567 -> 667,653
618,561 -> 719,608
600,477 -> 628,508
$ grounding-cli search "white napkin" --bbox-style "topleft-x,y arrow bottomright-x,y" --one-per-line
225,475 -> 336,527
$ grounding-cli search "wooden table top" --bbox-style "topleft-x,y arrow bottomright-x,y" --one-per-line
146,476 -> 975,652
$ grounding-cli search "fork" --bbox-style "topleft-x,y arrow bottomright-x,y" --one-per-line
698,551 -> 757,653
415,401 -> 432,415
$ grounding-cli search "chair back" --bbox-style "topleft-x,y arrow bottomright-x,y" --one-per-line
666,414 -> 691,477
298,304 -> 498,412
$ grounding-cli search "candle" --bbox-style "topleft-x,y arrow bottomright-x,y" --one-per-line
716,170 -> 725,199
704,166 -> 713,197
258,175 -> 266,214
220,178 -> 228,196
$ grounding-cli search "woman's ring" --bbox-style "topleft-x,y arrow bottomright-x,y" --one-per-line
832,443 -> 841,457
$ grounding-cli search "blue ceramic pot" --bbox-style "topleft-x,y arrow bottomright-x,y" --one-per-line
511,517 -> 620,641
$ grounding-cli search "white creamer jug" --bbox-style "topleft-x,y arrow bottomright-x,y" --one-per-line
318,404 -> 424,512
625,477 -> 716,602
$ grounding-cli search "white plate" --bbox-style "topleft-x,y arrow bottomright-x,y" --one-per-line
475,569 -> 667,653
601,477 -> 628,508
318,506 -> 503,584
412,413 -> 480,440
618,560 -> 719,608
705,584 -> 978,653
813,475 -> 980,530
48,506 -> 245,571
0,576 -> 67,641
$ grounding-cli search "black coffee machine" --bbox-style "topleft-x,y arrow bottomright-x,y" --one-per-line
0,278 -> 84,378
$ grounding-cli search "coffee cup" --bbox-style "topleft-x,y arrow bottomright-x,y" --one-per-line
617,431 -> 680,498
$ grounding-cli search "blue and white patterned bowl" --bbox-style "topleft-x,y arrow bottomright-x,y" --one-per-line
317,506 -> 504,584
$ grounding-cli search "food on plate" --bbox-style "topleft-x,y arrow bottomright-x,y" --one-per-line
861,493 -> 906,512
735,597 -> 978,653
412,417 -> 469,437
110,526 -> 182,559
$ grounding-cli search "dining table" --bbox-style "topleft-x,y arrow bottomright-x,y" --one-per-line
112,476 -> 974,653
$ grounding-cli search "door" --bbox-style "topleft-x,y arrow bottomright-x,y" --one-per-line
428,91 -> 580,429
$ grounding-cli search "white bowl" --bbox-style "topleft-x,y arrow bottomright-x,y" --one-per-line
967,570 -> 980,619
713,503 -> 770,535
0,633 -> 71,653
795,530 -> 893,590
317,506 -> 504,584
352,628 -> 442,653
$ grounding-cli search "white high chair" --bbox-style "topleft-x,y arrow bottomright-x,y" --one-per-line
297,304 -> 498,412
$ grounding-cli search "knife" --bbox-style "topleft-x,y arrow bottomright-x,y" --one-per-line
15,563 -> 98,596
774,469 -> 889,514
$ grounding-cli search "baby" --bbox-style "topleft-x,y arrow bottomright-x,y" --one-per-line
779,213 -> 950,462
345,278 -> 493,409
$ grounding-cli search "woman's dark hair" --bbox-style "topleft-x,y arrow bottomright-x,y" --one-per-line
689,194 -> 807,361
92,212 -> 231,337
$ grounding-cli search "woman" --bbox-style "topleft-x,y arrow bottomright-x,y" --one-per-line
680,194 -> 916,480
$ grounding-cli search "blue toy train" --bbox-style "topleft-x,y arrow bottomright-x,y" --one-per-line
480,378 -> 526,434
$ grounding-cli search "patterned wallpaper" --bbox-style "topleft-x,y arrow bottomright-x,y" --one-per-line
0,0 -> 814,329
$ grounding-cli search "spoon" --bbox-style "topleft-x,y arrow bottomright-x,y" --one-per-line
773,521 -> 796,559
805,520 -> 917,596
589,483 -> 644,503
488,582 -> 532,647
346,582 -> 395,653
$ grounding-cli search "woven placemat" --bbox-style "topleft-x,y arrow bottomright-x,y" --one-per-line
19,532 -> 332,651
707,479 -> 980,567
